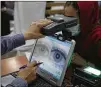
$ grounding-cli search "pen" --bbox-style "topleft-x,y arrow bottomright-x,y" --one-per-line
19,62 -> 43,69
34,62 -> 43,67
19,64 -> 27,69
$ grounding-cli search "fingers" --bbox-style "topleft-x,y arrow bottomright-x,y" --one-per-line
37,19 -> 52,28
33,33 -> 45,39
28,61 -> 37,67
31,19 -> 52,28
25,19 -> 52,40
31,67 -> 37,80
32,67 -> 37,72
39,19 -> 52,24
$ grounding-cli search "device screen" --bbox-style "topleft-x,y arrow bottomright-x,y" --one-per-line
84,66 -> 101,76
31,36 -> 72,80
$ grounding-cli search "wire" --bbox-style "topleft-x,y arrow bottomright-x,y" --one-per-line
29,39 -> 38,62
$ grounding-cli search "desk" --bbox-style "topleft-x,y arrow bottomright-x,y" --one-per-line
1,41 -> 34,75
1,56 -> 28,76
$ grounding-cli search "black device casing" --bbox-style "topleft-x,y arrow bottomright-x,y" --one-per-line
72,68 -> 101,87
41,15 -> 78,37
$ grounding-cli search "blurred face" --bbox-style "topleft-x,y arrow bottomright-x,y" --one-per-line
64,5 -> 78,17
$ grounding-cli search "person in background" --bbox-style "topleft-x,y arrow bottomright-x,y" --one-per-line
4,1 -> 14,16
1,1 -> 14,36
64,1 -> 101,67
1,19 -> 52,87
1,1 -> 10,36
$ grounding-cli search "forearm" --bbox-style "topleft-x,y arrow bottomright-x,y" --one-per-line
6,77 -> 28,87
1,34 -> 25,55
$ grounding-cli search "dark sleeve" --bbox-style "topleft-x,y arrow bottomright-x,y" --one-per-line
6,77 -> 28,87
1,34 -> 25,55
98,39 -> 101,58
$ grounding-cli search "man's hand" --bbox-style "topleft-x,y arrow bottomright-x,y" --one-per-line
24,19 -> 52,40
17,61 -> 37,83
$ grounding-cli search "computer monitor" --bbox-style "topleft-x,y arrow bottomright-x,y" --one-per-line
30,36 -> 75,86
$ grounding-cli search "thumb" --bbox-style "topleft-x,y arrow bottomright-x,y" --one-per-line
32,67 -> 37,73
28,61 -> 37,67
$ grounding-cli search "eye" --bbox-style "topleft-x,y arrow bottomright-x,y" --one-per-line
51,47 -> 66,69
34,44 -> 49,57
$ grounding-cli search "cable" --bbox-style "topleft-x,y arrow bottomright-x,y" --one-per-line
29,39 -> 38,62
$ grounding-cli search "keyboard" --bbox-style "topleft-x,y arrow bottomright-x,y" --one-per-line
29,76 -> 73,87
11,73 -> 72,87
29,77 -> 52,87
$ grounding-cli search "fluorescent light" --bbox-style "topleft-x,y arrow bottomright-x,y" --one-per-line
84,66 -> 101,76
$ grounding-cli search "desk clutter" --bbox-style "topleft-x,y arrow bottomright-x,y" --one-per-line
28,75 -> 72,87
1,56 -> 101,87
1,73 -> 72,87
1,64 -> 101,87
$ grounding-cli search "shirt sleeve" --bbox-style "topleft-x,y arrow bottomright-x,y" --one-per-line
6,77 -> 28,87
1,34 -> 25,55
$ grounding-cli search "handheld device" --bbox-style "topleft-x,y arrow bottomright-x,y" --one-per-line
41,14 -> 79,37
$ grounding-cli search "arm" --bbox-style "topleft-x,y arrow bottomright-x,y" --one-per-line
1,34 -> 25,55
1,19 -> 52,87
6,77 -> 28,87
1,19 -> 52,55
6,61 -> 37,87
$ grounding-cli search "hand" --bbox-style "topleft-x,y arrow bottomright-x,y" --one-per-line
17,61 -> 37,83
24,19 -> 52,40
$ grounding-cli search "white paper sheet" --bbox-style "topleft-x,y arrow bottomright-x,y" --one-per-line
1,75 -> 15,87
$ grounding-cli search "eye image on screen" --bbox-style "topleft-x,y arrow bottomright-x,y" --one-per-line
34,44 -> 49,57
51,47 -> 66,69
31,36 -> 71,80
